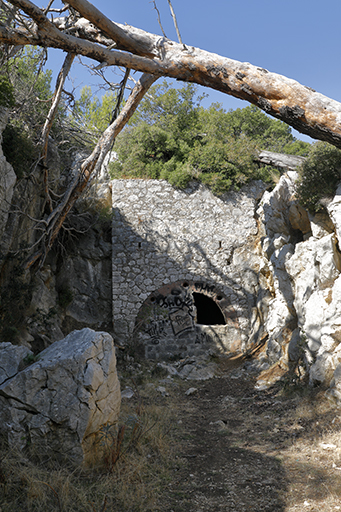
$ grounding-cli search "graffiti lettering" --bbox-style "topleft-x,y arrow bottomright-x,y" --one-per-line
156,290 -> 193,312
194,282 -> 215,294
169,309 -> 194,336
195,330 -> 219,345
144,318 -> 168,345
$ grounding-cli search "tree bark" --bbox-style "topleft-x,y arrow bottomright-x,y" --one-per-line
40,52 -> 75,212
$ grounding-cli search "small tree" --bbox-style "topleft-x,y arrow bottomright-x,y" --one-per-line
1,47 -> 54,177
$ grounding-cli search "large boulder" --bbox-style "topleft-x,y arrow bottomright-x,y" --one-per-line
0,328 -> 121,464
0,342 -> 33,384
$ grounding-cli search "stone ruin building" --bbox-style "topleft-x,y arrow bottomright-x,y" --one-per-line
112,178 -> 268,360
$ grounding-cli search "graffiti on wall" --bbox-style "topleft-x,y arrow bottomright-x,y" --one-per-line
135,280 -> 242,359
139,287 -> 196,340
144,317 -> 169,344
154,288 -> 195,336
169,309 -> 194,335
195,329 -> 220,345
135,281 -> 240,357
194,282 -> 215,294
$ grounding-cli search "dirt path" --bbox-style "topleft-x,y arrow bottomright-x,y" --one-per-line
152,360 -> 341,512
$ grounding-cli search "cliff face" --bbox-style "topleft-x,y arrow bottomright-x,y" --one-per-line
256,172 -> 341,396
0,110 -> 113,351
2,110 -> 341,402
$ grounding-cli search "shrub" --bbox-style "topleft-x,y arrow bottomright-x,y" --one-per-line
296,142 -> 341,212
0,75 -> 14,107
112,82 -> 311,195
2,122 -> 38,178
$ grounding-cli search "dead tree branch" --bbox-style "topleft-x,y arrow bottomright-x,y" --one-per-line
151,1 -> 167,38
166,0 -> 186,49
1,0 -> 341,148
2,0 -> 341,265
40,51 -> 75,212
26,72 -> 157,268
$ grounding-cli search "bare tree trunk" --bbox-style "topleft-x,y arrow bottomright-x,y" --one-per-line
40,52 -> 75,161
40,52 -> 75,212
256,151 -> 306,171
26,72 -> 157,268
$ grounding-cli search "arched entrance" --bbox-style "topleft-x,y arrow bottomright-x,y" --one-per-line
133,280 -> 241,360
192,292 -> 226,325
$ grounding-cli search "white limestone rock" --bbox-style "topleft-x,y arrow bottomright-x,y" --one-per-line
309,211 -> 334,239
288,202 -> 311,236
285,233 -> 341,384
0,328 -> 121,464
258,171 -> 298,239
256,173 -> 300,364
327,183 -> 341,243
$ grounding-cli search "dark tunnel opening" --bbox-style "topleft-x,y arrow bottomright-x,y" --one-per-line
192,292 -> 226,325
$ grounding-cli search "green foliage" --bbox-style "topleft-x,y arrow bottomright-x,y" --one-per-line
282,139 -> 311,157
111,82 -> 310,194
7,47 -> 53,130
69,86 -> 119,147
1,47 -> 54,177
0,75 -> 14,107
296,142 -> 341,212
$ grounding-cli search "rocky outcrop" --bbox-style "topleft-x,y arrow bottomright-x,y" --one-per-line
0,106 -> 113,348
0,328 -> 121,464
0,342 -> 33,384
255,169 -> 341,399
4,94 -> 341,411
0,107 -> 16,241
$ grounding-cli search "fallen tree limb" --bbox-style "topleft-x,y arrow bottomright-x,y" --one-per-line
257,151 -> 306,171
2,0 -> 341,267
2,0 -> 341,148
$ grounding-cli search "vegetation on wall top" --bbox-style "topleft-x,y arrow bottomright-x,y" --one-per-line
109,82 -> 311,195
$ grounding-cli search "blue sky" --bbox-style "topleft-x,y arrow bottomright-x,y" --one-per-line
47,0 -> 341,142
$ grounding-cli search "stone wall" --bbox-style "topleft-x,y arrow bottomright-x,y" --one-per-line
112,178 -> 267,359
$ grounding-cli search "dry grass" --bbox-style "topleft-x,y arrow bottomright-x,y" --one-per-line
278,394 -> 341,511
0,370 -> 179,512
2,359 -> 341,511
